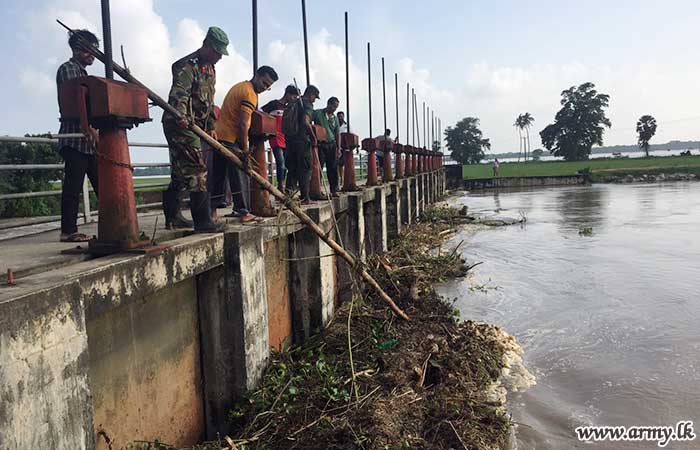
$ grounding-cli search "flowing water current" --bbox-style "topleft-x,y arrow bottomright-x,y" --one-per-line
438,182 -> 700,449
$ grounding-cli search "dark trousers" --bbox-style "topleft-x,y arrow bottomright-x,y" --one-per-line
211,141 -> 251,214
60,147 -> 98,235
271,146 -> 287,187
286,139 -> 312,201
318,141 -> 339,193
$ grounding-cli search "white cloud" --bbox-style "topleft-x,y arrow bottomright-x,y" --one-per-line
19,69 -> 54,97
16,0 -> 700,161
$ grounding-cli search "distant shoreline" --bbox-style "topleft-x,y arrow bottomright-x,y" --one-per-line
486,140 -> 700,160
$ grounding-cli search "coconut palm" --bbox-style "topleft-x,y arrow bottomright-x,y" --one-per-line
514,114 -> 524,162
515,113 -> 535,161
636,115 -> 657,157
520,113 -> 534,161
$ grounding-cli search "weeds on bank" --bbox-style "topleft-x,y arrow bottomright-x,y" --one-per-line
139,205 -> 512,450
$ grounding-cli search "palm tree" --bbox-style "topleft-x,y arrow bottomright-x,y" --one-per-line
514,114 -> 524,162
520,113 -> 534,161
636,115 -> 657,157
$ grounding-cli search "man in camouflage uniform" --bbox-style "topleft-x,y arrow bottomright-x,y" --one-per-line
161,26 -> 228,232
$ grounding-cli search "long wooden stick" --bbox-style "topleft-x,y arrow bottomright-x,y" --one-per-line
57,20 -> 409,321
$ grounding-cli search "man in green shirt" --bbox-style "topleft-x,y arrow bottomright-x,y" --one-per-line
312,97 -> 341,196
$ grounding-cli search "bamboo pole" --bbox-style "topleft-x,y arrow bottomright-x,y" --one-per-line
57,20 -> 410,321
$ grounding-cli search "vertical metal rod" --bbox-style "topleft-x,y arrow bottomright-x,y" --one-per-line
422,102 -> 426,148
431,110 -> 435,149
395,73 -> 399,140
302,0 -> 310,86
439,118 -> 442,149
381,57 -> 387,136
252,0 -> 259,72
344,12 -> 350,130
100,0 -> 113,79
367,42 -> 372,137
413,92 -> 420,148
411,89 -> 415,146
406,83 -> 409,144
427,106 -> 430,148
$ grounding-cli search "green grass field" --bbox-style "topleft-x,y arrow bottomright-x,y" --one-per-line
462,155 -> 700,179
51,176 -> 170,191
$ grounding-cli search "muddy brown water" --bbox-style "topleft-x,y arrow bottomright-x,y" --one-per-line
439,182 -> 700,449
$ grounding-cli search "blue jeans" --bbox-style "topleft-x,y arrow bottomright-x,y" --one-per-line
272,146 -> 287,187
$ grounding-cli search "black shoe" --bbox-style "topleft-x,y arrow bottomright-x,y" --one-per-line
163,188 -> 193,229
189,191 -> 225,233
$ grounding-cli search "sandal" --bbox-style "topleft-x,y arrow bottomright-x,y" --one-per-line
240,213 -> 257,223
60,232 -> 91,243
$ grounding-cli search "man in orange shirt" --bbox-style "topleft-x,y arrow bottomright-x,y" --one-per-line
214,66 -> 278,222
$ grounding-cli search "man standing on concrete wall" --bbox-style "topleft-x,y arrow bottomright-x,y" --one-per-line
55,29 -> 100,243
162,26 -> 229,233
313,97 -> 341,197
262,85 -> 300,192
284,85 -> 319,204
215,66 -> 279,222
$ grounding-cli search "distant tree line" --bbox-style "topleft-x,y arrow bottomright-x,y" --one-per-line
444,80 -> 692,164
133,166 -> 171,177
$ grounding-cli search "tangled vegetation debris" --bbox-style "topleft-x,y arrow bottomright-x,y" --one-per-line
134,205 -> 522,450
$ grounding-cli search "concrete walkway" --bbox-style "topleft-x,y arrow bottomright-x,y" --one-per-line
0,199 -> 328,284
0,211 -> 191,282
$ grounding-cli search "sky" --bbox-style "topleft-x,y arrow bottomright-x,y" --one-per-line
2,0 -> 700,163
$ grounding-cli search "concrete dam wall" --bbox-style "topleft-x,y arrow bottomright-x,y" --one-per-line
0,170 -> 445,450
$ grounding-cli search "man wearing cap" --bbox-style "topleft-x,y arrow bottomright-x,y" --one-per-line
285,85 -> 320,204
161,26 -> 228,232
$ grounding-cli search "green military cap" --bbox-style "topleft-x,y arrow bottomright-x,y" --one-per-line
204,26 -> 229,56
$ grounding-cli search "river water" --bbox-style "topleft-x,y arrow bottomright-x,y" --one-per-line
439,182 -> 700,449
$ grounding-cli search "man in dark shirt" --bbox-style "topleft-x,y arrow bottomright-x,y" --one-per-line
262,85 -> 299,192
55,29 -> 100,242
285,85 -> 319,204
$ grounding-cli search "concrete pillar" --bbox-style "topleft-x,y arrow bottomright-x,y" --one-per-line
386,181 -> 402,241
196,266 -> 229,438
426,171 -> 433,205
0,290 -> 95,450
409,176 -> 418,222
197,227 -> 269,438
368,187 -> 388,254
361,188 -> 386,257
288,205 -> 337,342
399,178 -> 412,225
417,174 -> 425,217
336,193 -> 365,302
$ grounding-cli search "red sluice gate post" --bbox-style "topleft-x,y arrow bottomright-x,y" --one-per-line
341,132 -> 360,191
394,143 -> 404,178
404,145 -> 412,176
381,140 -> 393,182
58,76 -> 151,254
362,137 -> 379,186
249,110 -> 277,216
